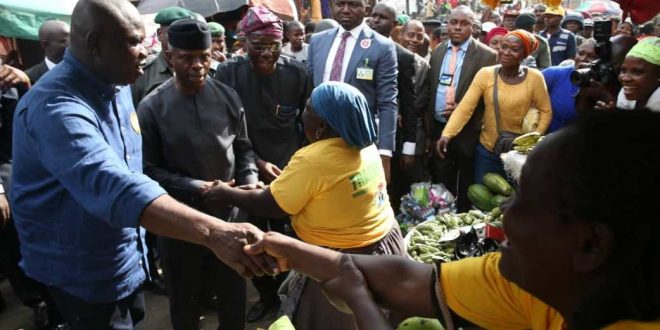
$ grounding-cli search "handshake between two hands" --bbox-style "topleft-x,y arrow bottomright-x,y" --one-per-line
197,181 -> 371,308
214,229 -> 372,314
208,224 -> 289,279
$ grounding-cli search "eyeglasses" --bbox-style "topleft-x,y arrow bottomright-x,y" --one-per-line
248,40 -> 283,52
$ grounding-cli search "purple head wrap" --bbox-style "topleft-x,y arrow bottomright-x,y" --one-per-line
239,6 -> 283,38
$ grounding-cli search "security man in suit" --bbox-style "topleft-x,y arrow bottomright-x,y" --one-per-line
426,5 -> 497,212
307,0 -> 398,182
367,2 -> 422,209
131,6 -> 193,108
25,20 -> 70,85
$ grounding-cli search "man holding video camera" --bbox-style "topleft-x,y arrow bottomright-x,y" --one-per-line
567,21 -> 638,113
543,19 -> 641,129
543,39 -> 599,132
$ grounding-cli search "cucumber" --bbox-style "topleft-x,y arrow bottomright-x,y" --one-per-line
467,184 -> 494,211
491,194 -> 509,207
483,173 -> 513,196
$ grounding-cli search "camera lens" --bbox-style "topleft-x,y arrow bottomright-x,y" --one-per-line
571,68 -> 592,86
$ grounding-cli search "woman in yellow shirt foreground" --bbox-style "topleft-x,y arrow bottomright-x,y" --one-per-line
203,82 -> 404,329
437,29 -> 552,183
245,111 -> 660,330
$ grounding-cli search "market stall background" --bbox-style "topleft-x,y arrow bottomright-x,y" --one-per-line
0,0 -> 298,69
0,0 -> 77,40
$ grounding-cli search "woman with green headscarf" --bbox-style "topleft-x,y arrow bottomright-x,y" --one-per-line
616,37 -> 660,111
203,82 -> 405,329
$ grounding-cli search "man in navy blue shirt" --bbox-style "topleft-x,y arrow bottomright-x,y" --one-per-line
541,5 -> 577,66
11,1 -> 276,328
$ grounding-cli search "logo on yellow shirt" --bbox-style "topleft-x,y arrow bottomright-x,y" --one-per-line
349,162 -> 381,198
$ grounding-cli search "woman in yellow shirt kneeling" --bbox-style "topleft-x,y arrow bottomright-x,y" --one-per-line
203,82 -> 404,330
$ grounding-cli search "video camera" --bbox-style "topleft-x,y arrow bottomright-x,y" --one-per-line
570,20 -> 615,87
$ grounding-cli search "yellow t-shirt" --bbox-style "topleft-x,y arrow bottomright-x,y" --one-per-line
270,138 -> 394,249
440,253 -> 660,330
442,66 -> 553,152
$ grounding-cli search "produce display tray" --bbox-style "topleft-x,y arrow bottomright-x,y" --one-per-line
403,218 -> 486,250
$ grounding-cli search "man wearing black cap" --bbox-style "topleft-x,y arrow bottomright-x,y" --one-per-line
130,6 -> 193,108
422,19 -> 442,40
130,7 -> 195,295
515,12 -> 551,70
138,19 -> 258,330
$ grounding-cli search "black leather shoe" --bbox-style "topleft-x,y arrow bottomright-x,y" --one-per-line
144,276 -> 168,295
246,300 -> 278,323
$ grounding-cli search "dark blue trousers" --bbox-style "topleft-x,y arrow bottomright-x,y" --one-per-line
48,286 -> 145,330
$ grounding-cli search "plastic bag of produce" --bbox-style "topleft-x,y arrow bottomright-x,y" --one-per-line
399,183 -> 456,226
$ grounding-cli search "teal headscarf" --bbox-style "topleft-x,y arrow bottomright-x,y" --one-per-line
397,14 -> 411,26
311,82 -> 377,149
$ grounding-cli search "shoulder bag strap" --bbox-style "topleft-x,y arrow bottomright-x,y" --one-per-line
492,66 -> 502,134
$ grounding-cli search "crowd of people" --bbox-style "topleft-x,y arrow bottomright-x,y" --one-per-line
0,0 -> 658,329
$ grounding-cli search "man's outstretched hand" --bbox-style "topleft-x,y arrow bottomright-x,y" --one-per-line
206,222 -> 280,279
243,231 -> 297,273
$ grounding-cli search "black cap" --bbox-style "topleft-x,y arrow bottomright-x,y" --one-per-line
168,19 -> 211,50
422,19 -> 442,27
515,13 -> 537,31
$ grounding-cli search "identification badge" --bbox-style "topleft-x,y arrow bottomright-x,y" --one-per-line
439,73 -> 453,86
357,67 -> 374,80
130,112 -> 141,134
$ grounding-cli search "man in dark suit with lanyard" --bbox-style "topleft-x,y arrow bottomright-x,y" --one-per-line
426,5 -> 497,212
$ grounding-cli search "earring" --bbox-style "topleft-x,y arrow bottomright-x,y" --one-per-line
315,128 -> 323,140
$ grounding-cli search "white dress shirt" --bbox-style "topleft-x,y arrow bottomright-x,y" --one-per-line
320,23 -> 394,157
45,57 -> 57,70
322,24 -> 365,82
